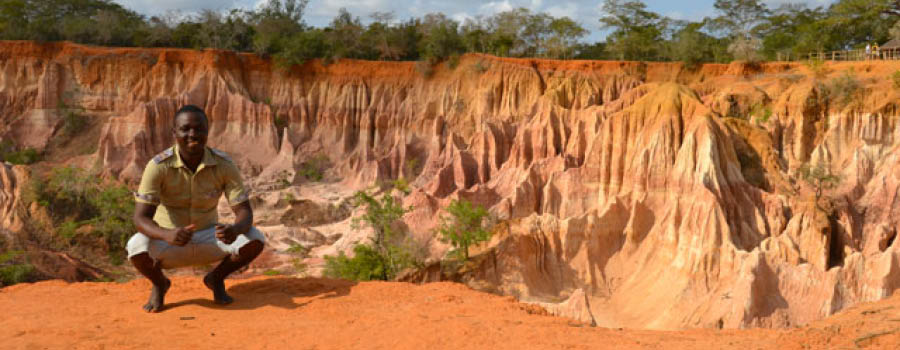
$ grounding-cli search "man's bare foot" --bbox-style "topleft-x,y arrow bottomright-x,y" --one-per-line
203,273 -> 233,305
143,278 -> 171,313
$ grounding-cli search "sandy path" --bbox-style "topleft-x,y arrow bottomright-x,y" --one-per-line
1,276 -> 898,349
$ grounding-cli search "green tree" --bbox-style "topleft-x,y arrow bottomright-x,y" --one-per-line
437,199 -> 491,261
418,13 -> 464,62
324,8 -> 369,59
800,163 -> 841,207
324,189 -> 418,281
193,9 -> 254,51
668,21 -> 720,67
826,0 -> 894,49
544,16 -> 587,59
274,28 -> 328,69
600,0 -> 666,61
712,0 -> 770,61
250,0 -> 309,55
757,4 -> 831,59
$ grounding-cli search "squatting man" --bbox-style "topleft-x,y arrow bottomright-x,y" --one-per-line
126,105 -> 266,312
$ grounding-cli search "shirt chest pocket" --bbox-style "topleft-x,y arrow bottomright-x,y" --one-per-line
192,182 -> 223,210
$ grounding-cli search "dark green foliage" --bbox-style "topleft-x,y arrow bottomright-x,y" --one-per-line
799,162 -> 842,210
471,59 -> 489,74
274,114 -> 288,130
274,29 -> 328,70
418,13 -> 465,62
1,147 -> 40,165
600,0 -> 666,61
0,250 -> 34,286
0,0 -> 144,46
299,154 -> 328,182
2,0 -> 900,68
824,70 -> 864,108
30,166 -> 135,264
323,189 -> 419,281
437,199 -> 491,261
670,22 -> 721,68
61,110 -> 88,137
324,244 -> 388,281
750,103 -> 772,124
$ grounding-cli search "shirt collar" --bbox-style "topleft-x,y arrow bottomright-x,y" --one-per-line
172,144 -> 217,170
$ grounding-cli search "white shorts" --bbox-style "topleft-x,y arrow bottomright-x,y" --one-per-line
126,226 -> 266,269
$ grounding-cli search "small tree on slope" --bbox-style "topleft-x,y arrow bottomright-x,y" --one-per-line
438,199 -> 491,261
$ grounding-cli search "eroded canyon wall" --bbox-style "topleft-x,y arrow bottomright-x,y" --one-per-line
2,41 -> 900,329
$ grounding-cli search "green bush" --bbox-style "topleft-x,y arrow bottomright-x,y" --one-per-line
61,110 -> 88,137
471,60 -> 489,74
750,103 -> 772,124
446,53 -> 460,70
892,70 -> 900,90
805,59 -> 828,81
299,154 -> 328,182
437,199 -> 491,261
30,166 -> 135,264
323,189 -> 419,280
0,251 -> 34,286
2,147 -> 40,165
274,114 -> 288,130
824,70 -> 863,108
324,244 -> 389,281
274,170 -> 292,188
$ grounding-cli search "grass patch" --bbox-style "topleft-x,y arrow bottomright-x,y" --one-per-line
750,103 -> 772,124
471,59 -> 489,74
1,146 -> 41,165
0,250 -> 35,286
27,166 -> 135,265
274,114 -> 288,130
820,69 -> 864,109
299,154 -> 329,182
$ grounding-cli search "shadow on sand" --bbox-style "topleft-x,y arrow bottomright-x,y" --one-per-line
165,277 -> 356,311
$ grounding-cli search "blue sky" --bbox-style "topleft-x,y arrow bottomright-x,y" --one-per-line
114,0 -> 837,42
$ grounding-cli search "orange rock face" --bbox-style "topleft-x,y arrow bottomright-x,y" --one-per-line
2,41 -> 900,329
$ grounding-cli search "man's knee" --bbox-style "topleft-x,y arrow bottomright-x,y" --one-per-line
126,232 -> 152,259
244,227 -> 266,245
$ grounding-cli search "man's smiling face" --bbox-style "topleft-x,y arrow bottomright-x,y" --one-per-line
173,111 -> 209,157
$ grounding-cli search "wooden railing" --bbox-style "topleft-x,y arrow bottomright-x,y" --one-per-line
804,49 -> 900,61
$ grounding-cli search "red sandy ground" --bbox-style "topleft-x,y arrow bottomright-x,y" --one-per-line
1,276 -> 899,349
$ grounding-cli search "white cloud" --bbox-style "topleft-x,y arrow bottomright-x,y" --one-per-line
545,2 -> 578,19
114,0 -> 244,15
479,1 -> 514,15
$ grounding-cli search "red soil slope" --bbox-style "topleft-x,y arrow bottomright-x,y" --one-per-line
1,277 -> 899,349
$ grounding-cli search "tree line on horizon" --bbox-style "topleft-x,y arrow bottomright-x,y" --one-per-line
1,0 -> 900,68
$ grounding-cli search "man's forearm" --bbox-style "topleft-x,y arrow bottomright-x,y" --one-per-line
135,216 -> 173,241
233,211 -> 252,236
230,202 -> 253,236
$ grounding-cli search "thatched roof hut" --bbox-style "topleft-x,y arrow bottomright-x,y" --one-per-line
882,39 -> 900,51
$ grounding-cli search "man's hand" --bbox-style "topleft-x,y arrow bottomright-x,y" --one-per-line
168,224 -> 196,246
215,223 -> 238,244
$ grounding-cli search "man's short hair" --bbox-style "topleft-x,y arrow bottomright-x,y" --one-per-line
174,105 -> 209,126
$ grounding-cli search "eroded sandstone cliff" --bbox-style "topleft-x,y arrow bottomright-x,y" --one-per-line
2,41 -> 900,329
